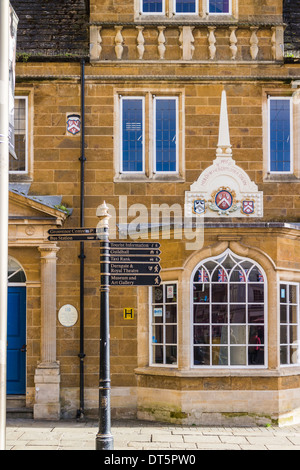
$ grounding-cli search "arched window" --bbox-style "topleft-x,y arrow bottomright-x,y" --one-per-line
192,249 -> 266,368
8,257 -> 26,284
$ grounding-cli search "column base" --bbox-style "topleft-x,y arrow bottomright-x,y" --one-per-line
34,362 -> 61,420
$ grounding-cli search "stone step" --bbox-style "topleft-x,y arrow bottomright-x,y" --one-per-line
6,395 -> 33,419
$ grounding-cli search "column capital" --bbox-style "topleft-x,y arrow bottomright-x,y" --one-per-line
38,244 -> 60,258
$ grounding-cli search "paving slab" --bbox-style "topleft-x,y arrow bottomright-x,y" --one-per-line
6,418 -> 300,451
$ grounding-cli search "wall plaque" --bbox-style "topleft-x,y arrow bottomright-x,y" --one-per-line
58,304 -> 78,327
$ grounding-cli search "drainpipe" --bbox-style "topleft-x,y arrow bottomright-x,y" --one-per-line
77,58 -> 86,419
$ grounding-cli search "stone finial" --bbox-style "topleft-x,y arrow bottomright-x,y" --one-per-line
216,90 -> 232,157
96,201 -> 111,232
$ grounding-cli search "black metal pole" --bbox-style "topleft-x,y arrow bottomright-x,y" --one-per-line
77,58 -> 86,419
96,217 -> 113,450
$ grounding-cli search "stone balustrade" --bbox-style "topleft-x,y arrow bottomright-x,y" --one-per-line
90,22 -> 284,62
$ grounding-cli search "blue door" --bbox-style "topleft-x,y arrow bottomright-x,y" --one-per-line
7,286 -> 26,394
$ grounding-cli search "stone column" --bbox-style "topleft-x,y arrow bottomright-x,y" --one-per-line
34,245 -> 60,420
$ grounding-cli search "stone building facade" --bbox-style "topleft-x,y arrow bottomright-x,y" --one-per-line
7,0 -> 300,426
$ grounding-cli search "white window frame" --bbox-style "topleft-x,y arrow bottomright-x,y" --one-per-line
149,281 -> 178,368
140,0 -> 166,15
9,96 -> 28,175
207,0 -> 232,15
190,249 -> 268,369
153,96 -> 179,175
120,96 -> 145,175
279,282 -> 300,367
267,96 -> 293,175
173,0 -> 198,15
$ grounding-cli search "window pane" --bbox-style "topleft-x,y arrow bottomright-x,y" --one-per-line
248,284 -> 264,303
249,346 -> 264,365
290,346 -> 299,365
154,325 -> 163,343
166,304 -> 177,323
176,0 -> 196,13
153,285 -> 164,303
194,304 -> 209,323
290,305 -> 298,324
280,304 -> 287,323
280,325 -> 288,344
280,346 -> 288,364
230,346 -> 246,365
166,346 -> 177,364
212,284 -> 227,303
143,0 -> 163,12
290,285 -> 297,304
248,326 -> 264,345
280,285 -> 287,302
209,0 -> 230,13
193,284 -> 209,302
194,325 -> 209,344
212,346 -> 228,365
122,99 -> 143,172
212,304 -> 227,323
269,99 -> 291,173
230,325 -> 246,344
248,305 -> 264,324
230,284 -> 246,302
152,305 -> 163,323
166,325 -> 177,343
155,99 -> 177,172
153,345 -> 163,363
166,284 -> 177,303
194,346 -> 210,365
230,304 -> 246,323
212,325 -> 228,344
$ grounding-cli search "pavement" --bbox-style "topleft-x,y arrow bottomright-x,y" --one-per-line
5,418 -> 300,451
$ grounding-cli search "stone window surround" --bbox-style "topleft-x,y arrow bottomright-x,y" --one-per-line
135,0 -> 237,19
114,87 -> 185,182
262,87 -> 300,182
9,87 -> 34,183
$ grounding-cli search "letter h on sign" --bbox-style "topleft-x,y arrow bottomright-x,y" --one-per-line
124,308 -> 134,320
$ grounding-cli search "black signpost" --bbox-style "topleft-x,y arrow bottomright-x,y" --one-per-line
47,224 -> 161,451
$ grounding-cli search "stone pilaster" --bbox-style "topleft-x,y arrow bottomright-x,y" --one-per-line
34,245 -> 60,420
